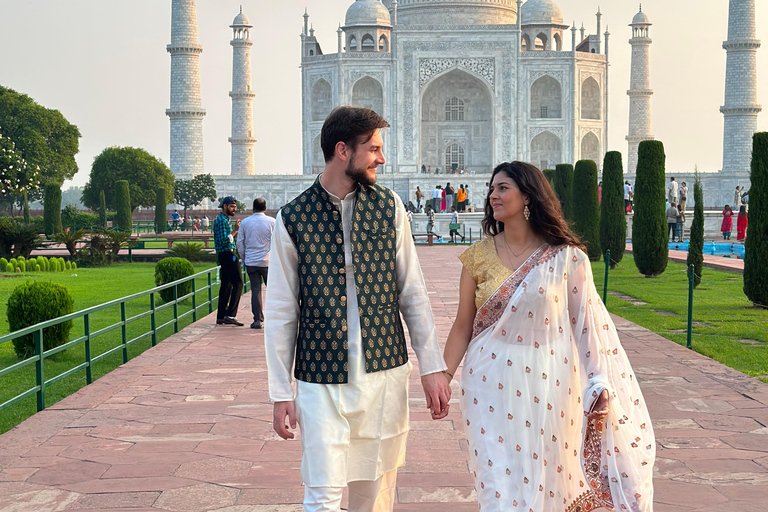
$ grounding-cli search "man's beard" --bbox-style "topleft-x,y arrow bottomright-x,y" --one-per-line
345,155 -> 377,187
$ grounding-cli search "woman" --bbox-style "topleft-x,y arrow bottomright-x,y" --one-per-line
441,186 -> 447,213
442,162 -> 655,512
721,205 -> 734,240
676,204 -> 685,243
737,205 -> 748,241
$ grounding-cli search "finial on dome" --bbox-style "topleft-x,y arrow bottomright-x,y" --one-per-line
240,5 -> 242,14
639,4 -> 642,12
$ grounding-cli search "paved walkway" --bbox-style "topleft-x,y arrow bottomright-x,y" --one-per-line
1,246 -> 766,512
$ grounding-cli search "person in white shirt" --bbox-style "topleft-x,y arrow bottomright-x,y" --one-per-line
668,177 -> 679,204
265,107 -> 449,512
236,198 -> 276,329
201,215 -> 209,233
624,181 -> 633,214
679,182 -> 688,212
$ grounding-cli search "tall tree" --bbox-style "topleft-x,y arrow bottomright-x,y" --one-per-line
599,151 -> 627,268
633,140 -> 668,277
175,174 -> 218,218
0,87 -> 80,187
114,181 -> 132,232
572,160 -> 601,261
155,187 -> 167,235
554,164 -> 574,221
43,184 -> 63,236
82,147 -> 174,211
687,174 -> 704,287
98,190 -> 107,228
744,133 -> 768,307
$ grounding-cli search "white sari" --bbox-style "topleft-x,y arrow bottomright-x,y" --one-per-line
460,245 -> 655,512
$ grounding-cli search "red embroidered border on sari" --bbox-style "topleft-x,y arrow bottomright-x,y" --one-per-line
470,244 -> 564,340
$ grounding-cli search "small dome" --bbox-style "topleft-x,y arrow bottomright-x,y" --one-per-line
520,0 -> 563,26
345,0 -> 392,28
631,8 -> 650,25
232,8 -> 250,27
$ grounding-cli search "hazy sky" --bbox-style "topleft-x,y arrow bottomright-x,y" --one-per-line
0,0 -> 767,188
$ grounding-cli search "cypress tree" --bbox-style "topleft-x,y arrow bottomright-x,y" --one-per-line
155,187 -> 166,235
744,132 -> 768,307
114,180 -> 132,233
633,140 -> 668,276
99,190 -> 107,228
687,175 -> 704,287
599,151 -> 626,268
573,160 -> 601,261
43,184 -> 63,236
543,169 -> 556,188
554,163 -> 574,221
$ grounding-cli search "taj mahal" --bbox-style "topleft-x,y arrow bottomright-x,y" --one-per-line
167,0 -> 760,209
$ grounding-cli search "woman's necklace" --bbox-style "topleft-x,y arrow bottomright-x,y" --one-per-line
502,233 -> 535,259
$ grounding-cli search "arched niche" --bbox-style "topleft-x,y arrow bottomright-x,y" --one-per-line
581,132 -> 600,167
530,75 -> 561,119
311,79 -> 333,122
420,68 -> 493,173
361,34 -> 375,52
348,35 -> 358,52
351,76 -> 384,115
581,77 -> 601,120
553,33 -> 562,51
535,33 -> 548,51
312,135 -> 325,172
521,34 -> 530,52
530,131 -> 562,171
379,35 -> 389,52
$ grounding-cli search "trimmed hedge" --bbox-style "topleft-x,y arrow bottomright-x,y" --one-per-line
43,184 -> 63,236
154,257 -> 195,303
114,181 -> 132,232
573,160 -> 601,261
633,140 -> 669,276
687,176 -> 704,287
155,188 -> 166,235
554,164 -> 574,222
99,189 -> 107,229
599,151 -> 627,268
7,281 -> 75,358
744,132 -> 768,306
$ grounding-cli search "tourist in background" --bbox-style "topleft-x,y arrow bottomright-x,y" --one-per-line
676,203 -> 685,242
737,205 -> 748,241
416,186 -> 423,211
666,202 -> 679,241
201,215 -> 210,233
679,182 -> 688,211
214,196 -> 243,326
624,181 -> 632,214
668,176 -> 679,204
441,161 -> 655,512
449,207 -> 464,243
734,186 -> 743,209
721,204 -> 734,240
237,198 -> 275,329
432,185 -> 441,212
465,185 -> 471,211
426,204 -> 436,237
457,184 -> 467,212
441,185 -> 447,212
445,182 -> 455,213
170,210 -> 180,231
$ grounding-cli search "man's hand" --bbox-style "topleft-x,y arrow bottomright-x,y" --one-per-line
587,389 -> 610,422
421,372 -> 451,420
273,401 -> 297,440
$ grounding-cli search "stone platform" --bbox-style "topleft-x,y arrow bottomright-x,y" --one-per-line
0,246 -> 766,511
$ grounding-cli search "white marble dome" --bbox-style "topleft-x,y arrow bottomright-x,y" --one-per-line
520,0 -> 564,26
631,9 -> 651,25
232,9 -> 250,26
381,0 -> 517,26
345,0 -> 392,28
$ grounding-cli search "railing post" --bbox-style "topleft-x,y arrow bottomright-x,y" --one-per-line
120,302 -> 128,363
603,249 -> 610,306
191,277 -> 197,322
173,285 -> 179,333
34,329 -> 44,411
207,272 -> 213,314
687,264 -> 694,350
84,314 -> 92,384
128,246 -> 133,263
150,292 -> 157,347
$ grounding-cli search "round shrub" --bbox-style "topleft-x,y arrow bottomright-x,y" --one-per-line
5,263 -> 12,273
36,256 -> 46,271
0,258 -> 7,269
155,257 -> 195,303
65,261 -> 71,270
59,258 -> 66,270
34,264 -> 41,272
9,258 -> 17,269
7,281 -> 75,358
71,262 -> 77,270
18,260 -> 26,272
17,256 -> 25,262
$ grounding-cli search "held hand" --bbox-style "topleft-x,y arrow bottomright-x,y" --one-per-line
272,401 -> 297,440
235,219 -> 242,227
421,372 -> 452,420
587,389 -> 610,422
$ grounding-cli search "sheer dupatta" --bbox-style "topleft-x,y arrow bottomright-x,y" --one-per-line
467,246 -> 655,512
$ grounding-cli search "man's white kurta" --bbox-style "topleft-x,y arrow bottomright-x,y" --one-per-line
265,184 -> 446,486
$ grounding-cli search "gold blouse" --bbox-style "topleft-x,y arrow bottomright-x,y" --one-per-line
458,236 -> 514,309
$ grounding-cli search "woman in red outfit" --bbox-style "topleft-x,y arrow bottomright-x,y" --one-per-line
737,205 -> 748,241
721,205 -> 734,240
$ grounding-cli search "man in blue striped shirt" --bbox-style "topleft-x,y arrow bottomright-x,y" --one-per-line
214,197 -> 243,326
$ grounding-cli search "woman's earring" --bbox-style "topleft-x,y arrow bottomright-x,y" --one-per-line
524,205 -> 530,221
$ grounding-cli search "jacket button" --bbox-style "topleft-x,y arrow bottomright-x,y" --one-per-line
336,236 -> 343,244
340,296 -> 347,304
338,268 -> 346,274
341,325 -> 348,332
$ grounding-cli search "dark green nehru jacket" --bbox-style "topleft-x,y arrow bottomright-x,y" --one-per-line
280,180 -> 408,385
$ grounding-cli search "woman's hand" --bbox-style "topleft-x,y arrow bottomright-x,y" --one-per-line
588,389 -> 610,422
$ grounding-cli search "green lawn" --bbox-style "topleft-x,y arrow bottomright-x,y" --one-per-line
593,254 -> 768,382
0,263 -> 220,433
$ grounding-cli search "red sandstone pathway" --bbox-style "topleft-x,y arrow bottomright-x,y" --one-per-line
1,246 -> 767,512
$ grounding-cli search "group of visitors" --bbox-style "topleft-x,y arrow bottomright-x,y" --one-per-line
721,204 -> 749,241
666,201 -> 686,242
420,183 -> 472,213
169,210 -> 210,232
248,106 -> 654,512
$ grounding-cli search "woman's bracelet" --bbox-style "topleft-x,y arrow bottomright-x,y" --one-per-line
442,370 -> 454,380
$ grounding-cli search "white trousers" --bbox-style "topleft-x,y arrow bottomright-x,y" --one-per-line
303,470 -> 398,512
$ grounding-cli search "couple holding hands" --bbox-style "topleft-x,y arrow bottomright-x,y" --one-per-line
265,106 -> 655,512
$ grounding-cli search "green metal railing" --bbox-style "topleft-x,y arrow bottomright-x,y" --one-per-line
0,265 -> 251,415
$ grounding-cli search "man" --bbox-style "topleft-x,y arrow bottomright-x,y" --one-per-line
679,182 -> 688,212
456,184 -> 466,212
265,107 -> 449,512
237,198 -> 275,329
666,201 -> 679,241
213,197 -> 243,326
465,185 -> 471,211
444,182 -> 454,213
668,176 -> 679,205
734,185 -> 743,209
201,215 -> 210,233
431,185 -> 440,213
415,186 -> 423,211
425,204 -> 436,236
624,181 -> 632,214
170,210 -> 180,231
449,207 -> 464,243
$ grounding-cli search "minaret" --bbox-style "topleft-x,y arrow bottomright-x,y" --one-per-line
229,7 -> 256,176
721,0 -> 761,175
626,5 -> 653,175
167,0 -> 205,176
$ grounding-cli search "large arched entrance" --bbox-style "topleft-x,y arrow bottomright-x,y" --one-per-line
420,69 -> 493,174
351,77 -> 384,115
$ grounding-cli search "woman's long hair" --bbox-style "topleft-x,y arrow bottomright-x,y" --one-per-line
481,161 -> 584,250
